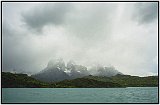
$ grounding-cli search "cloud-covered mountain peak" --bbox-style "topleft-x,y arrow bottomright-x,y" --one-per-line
47,58 -> 65,70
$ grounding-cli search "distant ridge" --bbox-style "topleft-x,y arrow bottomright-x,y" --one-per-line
31,59 -> 122,82
2,72 -> 158,88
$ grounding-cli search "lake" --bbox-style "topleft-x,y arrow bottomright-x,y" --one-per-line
2,87 -> 158,103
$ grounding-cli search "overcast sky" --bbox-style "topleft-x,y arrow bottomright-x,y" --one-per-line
2,2 -> 158,76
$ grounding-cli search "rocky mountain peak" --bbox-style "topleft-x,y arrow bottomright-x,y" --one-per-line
47,58 -> 65,70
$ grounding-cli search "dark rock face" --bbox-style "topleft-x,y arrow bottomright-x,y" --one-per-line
72,65 -> 90,78
66,60 -> 90,79
31,68 -> 70,82
31,59 -> 70,82
31,59 -> 122,82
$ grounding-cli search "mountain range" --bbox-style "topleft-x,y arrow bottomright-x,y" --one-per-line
31,59 -> 122,82
2,59 -> 158,88
2,72 -> 158,88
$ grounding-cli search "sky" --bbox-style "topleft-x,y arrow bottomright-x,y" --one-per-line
2,2 -> 158,76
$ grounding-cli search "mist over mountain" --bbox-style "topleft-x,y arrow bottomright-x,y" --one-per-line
31,59 -> 69,82
89,65 -> 123,77
66,60 -> 90,79
2,3 -> 158,76
31,59 -> 123,82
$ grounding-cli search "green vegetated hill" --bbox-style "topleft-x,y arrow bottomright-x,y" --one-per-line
1,72 -> 158,88
84,74 -> 158,87
2,72 -> 123,88
2,72 -> 54,88
54,78 -> 124,88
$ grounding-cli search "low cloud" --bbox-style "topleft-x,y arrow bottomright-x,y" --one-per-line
2,2 -> 158,76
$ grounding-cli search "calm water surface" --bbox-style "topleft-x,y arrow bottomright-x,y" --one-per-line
2,87 -> 158,103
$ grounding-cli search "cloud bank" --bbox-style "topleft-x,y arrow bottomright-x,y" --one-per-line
2,2 -> 158,76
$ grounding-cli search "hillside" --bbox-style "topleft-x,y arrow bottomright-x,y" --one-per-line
54,78 -> 124,88
2,72 -> 123,88
2,72 -> 54,88
84,74 -> 158,87
2,72 -> 158,88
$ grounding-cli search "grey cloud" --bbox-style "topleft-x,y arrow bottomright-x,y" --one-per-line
2,21 -> 14,37
65,3 -> 118,47
133,3 -> 158,24
2,3 -> 158,76
2,22 -> 51,74
22,3 -> 73,31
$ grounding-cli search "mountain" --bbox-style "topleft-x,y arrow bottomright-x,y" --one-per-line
31,59 -> 70,82
31,59 -> 91,82
66,60 -> 90,79
89,65 -> 123,77
2,72 -> 158,88
2,72 -> 124,88
96,66 -> 123,76
31,59 -> 123,82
